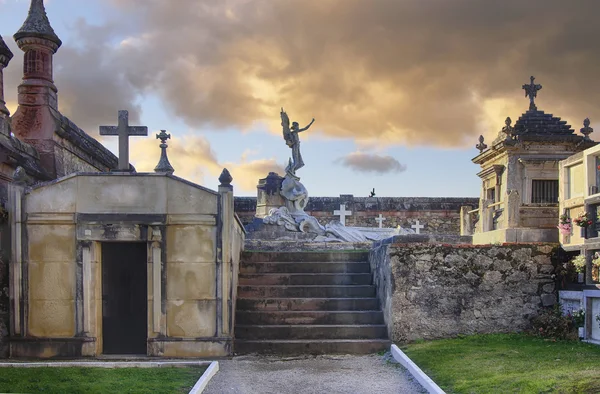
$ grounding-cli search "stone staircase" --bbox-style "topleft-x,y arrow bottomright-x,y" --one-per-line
234,250 -> 390,354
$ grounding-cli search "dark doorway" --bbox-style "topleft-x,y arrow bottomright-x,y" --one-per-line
102,242 -> 147,355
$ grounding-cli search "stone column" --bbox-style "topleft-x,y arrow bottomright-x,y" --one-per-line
507,190 -> 521,228
460,206 -> 473,236
481,199 -> 492,232
218,169 -> 234,336
255,172 -> 284,218
8,177 -> 26,337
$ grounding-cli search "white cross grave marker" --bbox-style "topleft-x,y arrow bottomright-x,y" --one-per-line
411,219 -> 425,234
375,214 -> 386,228
334,204 -> 352,226
99,110 -> 148,171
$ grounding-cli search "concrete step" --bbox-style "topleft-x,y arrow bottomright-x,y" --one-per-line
234,339 -> 391,355
237,285 -> 376,298
242,251 -> 369,263
235,324 -> 388,340
238,273 -> 372,286
240,261 -> 371,274
236,310 -> 384,325
236,297 -> 380,311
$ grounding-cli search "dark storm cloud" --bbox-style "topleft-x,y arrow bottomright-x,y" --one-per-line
335,152 -> 407,174
5,0 -> 600,145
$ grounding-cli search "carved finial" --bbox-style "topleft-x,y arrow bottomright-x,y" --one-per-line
476,135 -> 488,153
580,118 -> 594,140
154,130 -> 174,175
219,168 -> 233,186
14,0 -> 62,51
522,76 -> 542,111
501,116 -> 515,142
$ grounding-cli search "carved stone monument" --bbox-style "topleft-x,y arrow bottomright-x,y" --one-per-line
260,109 -> 410,242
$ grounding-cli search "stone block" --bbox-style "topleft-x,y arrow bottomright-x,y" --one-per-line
166,300 -> 216,337
166,178 -> 218,215
29,262 -> 75,300
166,225 -> 216,263
27,177 -> 77,213
28,225 -> 76,262
157,340 -> 229,357
166,263 -> 216,300
541,294 -> 556,307
542,283 -> 555,293
77,175 -> 167,214
28,300 -> 75,337
538,264 -> 555,274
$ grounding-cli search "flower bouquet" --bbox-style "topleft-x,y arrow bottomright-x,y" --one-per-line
573,212 -> 593,227
557,214 -> 572,235
570,309 -> 585,328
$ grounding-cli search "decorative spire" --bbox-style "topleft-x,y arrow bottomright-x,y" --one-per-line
219,168 -> 233,186
522,76 -> 542,111
580,118 -> 593,141
501,116 -> 516,143
0,35 -> 14,119
0,35 -> 13,67
154,130 -> 174,175
14,0 -> 62,51
476,135 -> 487,153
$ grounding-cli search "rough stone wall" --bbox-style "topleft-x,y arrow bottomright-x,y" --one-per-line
235,196 -> 479,235
369,242 -> 558,342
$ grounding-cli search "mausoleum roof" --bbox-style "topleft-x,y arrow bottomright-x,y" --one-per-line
513,109 -> 575,136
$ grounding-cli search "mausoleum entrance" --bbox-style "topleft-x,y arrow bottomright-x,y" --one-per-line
101,242 -> 147,355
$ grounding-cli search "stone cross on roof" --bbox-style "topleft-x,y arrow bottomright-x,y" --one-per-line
100,110 -> 148,171
522,76 -> 542,111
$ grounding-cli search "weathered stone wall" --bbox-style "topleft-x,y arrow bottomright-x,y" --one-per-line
235,196 -> 479,235
369,242 -> 559,342
0,220 -> 9,358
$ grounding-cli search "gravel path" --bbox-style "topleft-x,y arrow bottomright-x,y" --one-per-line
203,353 -> 426,394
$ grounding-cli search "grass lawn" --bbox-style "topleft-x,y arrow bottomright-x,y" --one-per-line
401,333 -> 600,394
0,366 -> 207,394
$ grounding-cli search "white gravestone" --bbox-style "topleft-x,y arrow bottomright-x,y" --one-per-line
375,214 -> 386,228
334,204 -> 352,226
411,219 -> 425,234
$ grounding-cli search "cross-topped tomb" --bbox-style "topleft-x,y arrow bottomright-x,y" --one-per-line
100,110 -> 148,171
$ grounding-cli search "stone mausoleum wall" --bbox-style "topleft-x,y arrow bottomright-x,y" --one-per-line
235,196 -> 479,235
369,241 -> 559,342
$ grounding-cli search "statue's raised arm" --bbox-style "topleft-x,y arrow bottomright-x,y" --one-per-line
297,118 -> 315,133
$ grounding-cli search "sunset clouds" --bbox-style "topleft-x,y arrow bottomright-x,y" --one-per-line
3,0 -> 600,171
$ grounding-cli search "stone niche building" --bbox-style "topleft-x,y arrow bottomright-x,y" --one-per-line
0,1 -> 245,358
558,143 -> 600,343
463,77 -> 596,244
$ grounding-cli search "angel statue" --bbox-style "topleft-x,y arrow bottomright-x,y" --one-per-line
280,108 -> 315,174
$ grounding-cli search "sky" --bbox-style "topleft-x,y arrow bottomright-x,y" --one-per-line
1,0 -> 599,197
